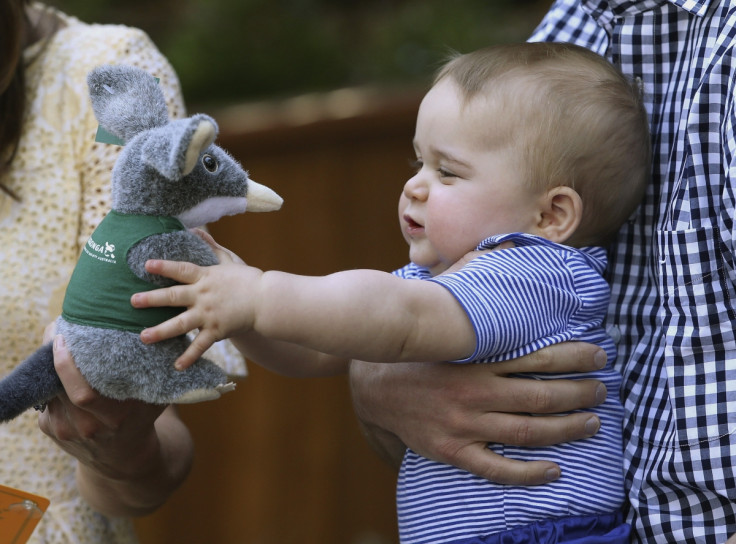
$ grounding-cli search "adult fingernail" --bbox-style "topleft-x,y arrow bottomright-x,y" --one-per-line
595,383 -> 607,405
53,335 -> 65,350
584,416 -> 600,436
545,467 -> 560,482
594,349 -> 607,368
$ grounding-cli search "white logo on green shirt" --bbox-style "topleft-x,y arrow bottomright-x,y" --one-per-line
84,235 -> 117,264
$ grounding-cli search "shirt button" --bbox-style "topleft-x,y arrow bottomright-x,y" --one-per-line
607,324 -> 621,345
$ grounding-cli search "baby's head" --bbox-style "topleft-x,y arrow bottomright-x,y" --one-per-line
431,42 -> 650,248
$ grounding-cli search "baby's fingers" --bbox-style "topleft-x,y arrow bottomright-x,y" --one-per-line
144,259 -> 204,284
140,311 -> 196,344
175,332 -> 218,371
131,283 -> 194,311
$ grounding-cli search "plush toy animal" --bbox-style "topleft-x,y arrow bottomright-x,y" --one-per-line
0,65 -> 282,422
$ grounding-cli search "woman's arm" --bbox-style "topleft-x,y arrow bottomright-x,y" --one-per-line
230,331 -> 350,378
38,335 -> 193,517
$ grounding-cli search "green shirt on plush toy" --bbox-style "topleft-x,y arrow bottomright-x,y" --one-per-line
62,211 -> 186,332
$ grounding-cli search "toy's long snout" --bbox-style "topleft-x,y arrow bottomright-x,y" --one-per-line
247,180 -> 283,212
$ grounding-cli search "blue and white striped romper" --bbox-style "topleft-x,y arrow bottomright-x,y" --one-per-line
392,232 -> 627,544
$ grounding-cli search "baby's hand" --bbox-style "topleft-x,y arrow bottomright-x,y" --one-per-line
132,256 -> 262,370
132,259 -> 216,369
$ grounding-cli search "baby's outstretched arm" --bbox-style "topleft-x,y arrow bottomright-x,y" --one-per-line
134,255 -> 349,376
133,255 -> 477,372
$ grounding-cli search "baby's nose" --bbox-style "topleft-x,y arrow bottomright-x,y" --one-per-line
403,173 -> 429,201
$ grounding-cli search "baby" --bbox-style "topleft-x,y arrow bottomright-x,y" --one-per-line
133,42 -> 649,543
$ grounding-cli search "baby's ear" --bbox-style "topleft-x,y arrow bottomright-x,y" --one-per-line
535,186 -> 582,244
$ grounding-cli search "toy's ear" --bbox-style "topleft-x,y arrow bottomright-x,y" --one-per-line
141,114 -> 218,180
87,64 -> 168,143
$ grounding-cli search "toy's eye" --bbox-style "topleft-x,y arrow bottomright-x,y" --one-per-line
202,154 -> 218,173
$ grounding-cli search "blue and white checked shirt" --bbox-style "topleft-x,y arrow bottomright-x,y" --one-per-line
394,233 -> 625,543
531,1 -> 736,542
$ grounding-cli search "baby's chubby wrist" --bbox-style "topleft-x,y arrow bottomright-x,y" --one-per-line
246,268 -> 288,337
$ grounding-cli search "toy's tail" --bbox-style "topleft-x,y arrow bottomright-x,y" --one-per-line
0,342 -> 60,423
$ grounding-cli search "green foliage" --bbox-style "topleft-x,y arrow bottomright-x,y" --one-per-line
47,0 -> 550,106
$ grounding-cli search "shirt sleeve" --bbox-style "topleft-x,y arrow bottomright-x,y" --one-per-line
429,245 -> 601,363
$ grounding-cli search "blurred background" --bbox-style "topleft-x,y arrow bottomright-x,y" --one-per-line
45,1 -> 552,543
47,0 -> 550,107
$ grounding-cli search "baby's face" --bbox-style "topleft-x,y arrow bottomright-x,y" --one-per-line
399,78 -> 545,276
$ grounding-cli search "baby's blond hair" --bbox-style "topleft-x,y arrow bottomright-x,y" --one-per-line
435,42 -> 650,247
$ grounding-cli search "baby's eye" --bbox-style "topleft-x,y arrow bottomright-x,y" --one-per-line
438,167 -> 457,178
409,158 -> 423,173
202,154 -> 218,173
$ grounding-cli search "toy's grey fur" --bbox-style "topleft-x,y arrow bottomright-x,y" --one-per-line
0,65 -> 282,422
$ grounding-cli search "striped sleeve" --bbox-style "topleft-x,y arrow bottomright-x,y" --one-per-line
429,243 -> 610,363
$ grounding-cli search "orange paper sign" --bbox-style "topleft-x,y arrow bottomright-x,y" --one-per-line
0,484 -> 49,544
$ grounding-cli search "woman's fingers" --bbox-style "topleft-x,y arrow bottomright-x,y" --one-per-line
190,229 -> 245,265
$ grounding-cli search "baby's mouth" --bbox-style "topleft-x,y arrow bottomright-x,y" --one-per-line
404,215 -> 423,234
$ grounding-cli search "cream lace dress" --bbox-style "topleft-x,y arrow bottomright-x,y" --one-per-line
0,5 -> 245,542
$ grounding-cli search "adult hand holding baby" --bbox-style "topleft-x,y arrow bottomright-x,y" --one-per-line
349,314 -> 607,486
